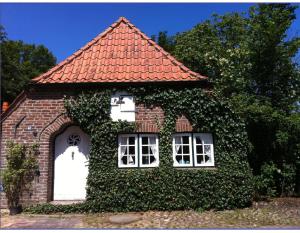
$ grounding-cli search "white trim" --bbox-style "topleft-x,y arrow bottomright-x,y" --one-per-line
139,134 -> 159,168
193,133 -> 215,167
118,134 -> 138,168
172,133 -> 193,167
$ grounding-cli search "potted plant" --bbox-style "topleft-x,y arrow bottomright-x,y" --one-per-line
1,141 -> 39,215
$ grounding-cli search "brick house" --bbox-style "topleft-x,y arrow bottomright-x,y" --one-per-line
0,17 -> 212,208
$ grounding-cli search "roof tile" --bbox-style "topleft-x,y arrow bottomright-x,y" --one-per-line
33,17 -> 207,84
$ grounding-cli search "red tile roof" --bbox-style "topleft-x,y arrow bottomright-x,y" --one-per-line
33,17 -> 207,84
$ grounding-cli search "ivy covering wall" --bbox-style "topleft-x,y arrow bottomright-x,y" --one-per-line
25,86 -> 254,213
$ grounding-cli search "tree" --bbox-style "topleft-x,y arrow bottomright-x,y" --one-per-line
248,4 -> 300,112
151,31 -> 175,53
1,26 -> 56,103
0,25 -> 7,42
173,3 -> 300,196
174,12 -> 252,97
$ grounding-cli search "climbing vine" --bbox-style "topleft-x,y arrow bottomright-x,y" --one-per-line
25,86 -> 254,213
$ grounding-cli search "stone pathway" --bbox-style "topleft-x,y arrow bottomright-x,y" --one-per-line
1,198 -> 300,229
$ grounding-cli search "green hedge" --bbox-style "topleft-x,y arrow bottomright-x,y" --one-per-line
25,86 -> 253,213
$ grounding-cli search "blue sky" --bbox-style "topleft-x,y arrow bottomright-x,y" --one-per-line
1,3 -> 299,63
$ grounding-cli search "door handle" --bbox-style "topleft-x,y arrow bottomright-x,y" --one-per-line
72,152 -> 74,160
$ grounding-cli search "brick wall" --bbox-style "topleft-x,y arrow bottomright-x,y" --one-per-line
0,91 -> 71,209
0,89 -> 193,208
135,104 -> 165,132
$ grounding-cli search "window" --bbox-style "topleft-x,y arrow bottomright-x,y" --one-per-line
118,134 -> 159,168
173,134 -> 193,167
172,133 -> 214,167
118,134 -> 138,168
139,134 -> 159,167
111,92 -> 135,122
193,133 -> 214,166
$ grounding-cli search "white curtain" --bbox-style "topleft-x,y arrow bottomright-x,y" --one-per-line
200,133 -> 213,144
149,137 -> 157,164
119,137 -> 127,145
129,155 -> 134,164
174,136 -> 181,154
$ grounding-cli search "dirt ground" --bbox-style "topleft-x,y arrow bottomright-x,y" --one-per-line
0,198 -> 299,229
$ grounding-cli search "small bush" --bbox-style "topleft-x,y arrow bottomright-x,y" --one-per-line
253,162 -> 297,199
1,142 -> 39,212
253,162 -> 278,199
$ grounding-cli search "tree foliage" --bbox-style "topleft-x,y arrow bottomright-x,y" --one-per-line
151,31 -> 176,53
173,4 -> 300,196
0,26 -> 56,103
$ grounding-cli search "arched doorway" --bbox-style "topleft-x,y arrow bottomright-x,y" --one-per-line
53,125 -> 90,200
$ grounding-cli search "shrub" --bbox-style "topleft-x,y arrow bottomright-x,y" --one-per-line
1,141 -> 39,214
279,163 -> 296,197
253,162 -> 278,199
253,162 -> 297,199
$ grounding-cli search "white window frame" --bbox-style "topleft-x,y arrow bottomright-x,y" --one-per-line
193,133 -> 215,167
172,133 -> 193,167
118,134 -> 138,168
139,134 -> 159,168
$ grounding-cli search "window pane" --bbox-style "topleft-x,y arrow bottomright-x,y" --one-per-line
128,137 -> 135,145
142,137 -> 148,145
128,155 -> 135,164
196,145 -> 203,154
175,136 -> 181,144
121,156 -> 128,165
197,155 -> 204,164
149,147 -> 153,155
129,146 -> 135,154
149,155 -> 156,164
183,145 -> 190,154
201,133 -> 213,144
182,136 -> 189,144
204,145 -> 211,154
177,145 -> 182,154
205,154 -> 210,163
149,137 -> 156,145
183,155 -> 190,164
142,156 -> 149,165
176,155 -> 182,163
142,146 -> 148,154
195,136 -> 202,144
120,146 -> 127,155
120,137 -> 127,145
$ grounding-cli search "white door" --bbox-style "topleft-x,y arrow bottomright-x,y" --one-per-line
54,126 -> 90,200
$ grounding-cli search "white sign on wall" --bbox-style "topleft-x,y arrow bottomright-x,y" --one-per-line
110,92 -> 135,122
